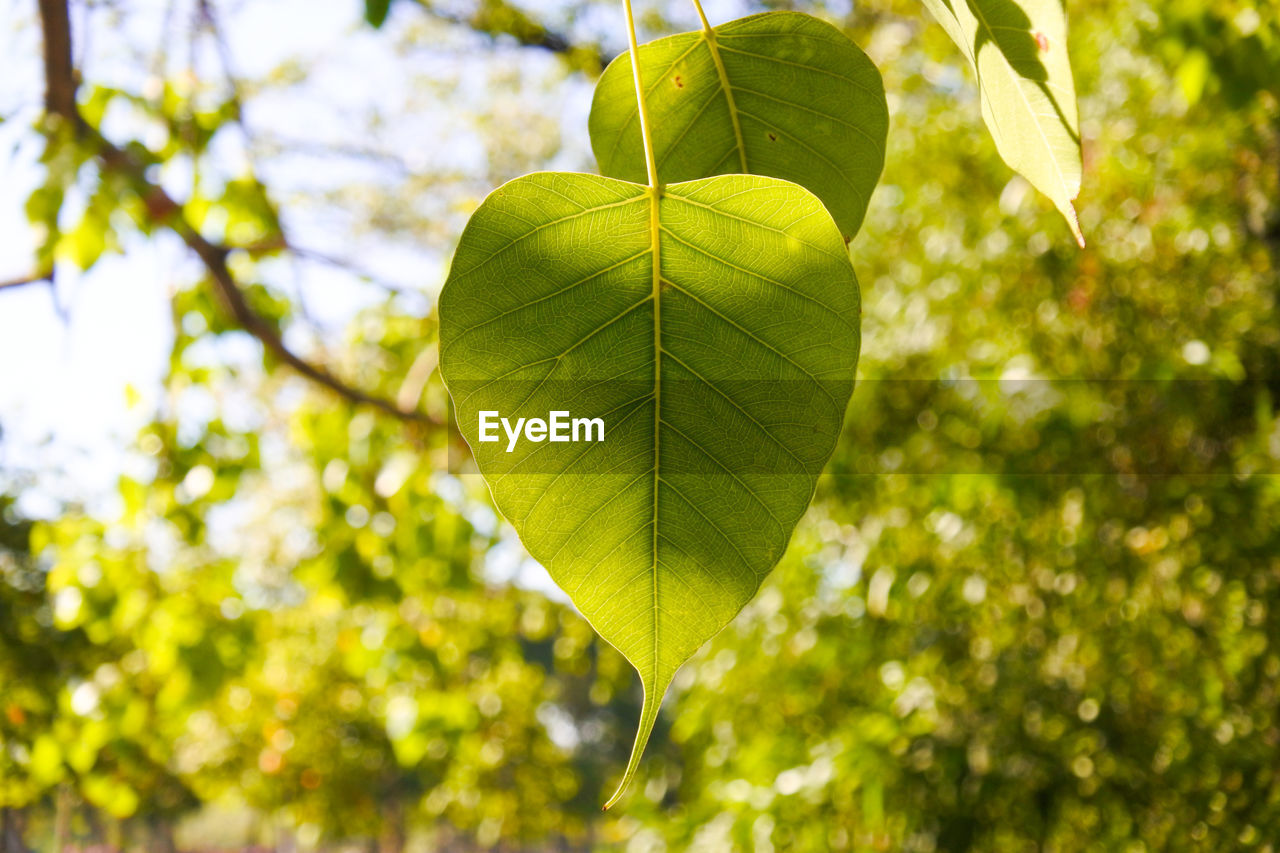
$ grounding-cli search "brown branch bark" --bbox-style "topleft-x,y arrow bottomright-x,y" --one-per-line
38,0 -> 77,121
0,269 -> 54,292
35,0 -> 436,425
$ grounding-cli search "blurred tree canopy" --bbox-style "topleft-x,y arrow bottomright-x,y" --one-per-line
2,0 -> 1280,850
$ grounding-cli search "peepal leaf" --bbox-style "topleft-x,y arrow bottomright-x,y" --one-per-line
438,172 -> 860,806
589,12 -> 888,240
919,0 -> 1084,244
364,0 -> 392,28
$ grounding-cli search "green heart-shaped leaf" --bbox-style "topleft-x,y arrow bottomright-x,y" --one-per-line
437,172 -> 860,805
588,12 -> 887,241
919,0 -> 1084,244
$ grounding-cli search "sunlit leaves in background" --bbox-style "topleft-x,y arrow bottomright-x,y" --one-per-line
1150,0 -> 1280,106
2,0 -> 1280,848
3,308 -> 642,845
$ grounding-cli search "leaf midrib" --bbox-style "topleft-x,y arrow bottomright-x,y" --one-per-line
700,29 -> 748,174
647,185 -> 662,695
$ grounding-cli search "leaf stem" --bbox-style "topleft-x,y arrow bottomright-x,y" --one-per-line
690,0 -> 713,33
622,0 -> 660,190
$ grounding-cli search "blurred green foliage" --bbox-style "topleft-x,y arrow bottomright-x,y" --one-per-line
3,0 -> 1280,850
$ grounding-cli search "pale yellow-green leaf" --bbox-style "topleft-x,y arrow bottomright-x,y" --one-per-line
920,0 -> 1084,244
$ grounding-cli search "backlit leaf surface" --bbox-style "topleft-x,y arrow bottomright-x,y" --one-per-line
437,171 -> 860,805
920,0 -> 1084,243
589,12 -> 887,240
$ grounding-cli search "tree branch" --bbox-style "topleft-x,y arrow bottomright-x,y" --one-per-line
36,0 -> 436,425
0,270 -> 54,292
38,0 -> 77,121
414,0 -> 612,71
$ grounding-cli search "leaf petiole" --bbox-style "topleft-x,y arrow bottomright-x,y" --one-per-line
622,0 -> 661,191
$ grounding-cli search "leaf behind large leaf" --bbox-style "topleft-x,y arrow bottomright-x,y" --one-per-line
589,12 -> 887,240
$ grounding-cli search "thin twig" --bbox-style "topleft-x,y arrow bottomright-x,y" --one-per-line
0,270 -> 54,292
254,136 -> 416,177
411,0 -> 611,69
284,243 -> 420,294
